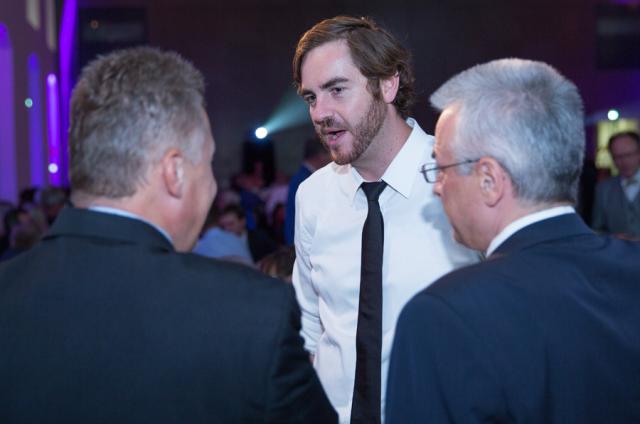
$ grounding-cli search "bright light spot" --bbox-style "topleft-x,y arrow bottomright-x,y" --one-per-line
47,74 -> 57,85
48,163 -> 59,174
25,98 -> 33,108
607,109 -> 620,121
255,127 -> 268,140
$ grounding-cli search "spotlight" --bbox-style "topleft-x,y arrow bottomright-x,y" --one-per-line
24,98 -> 33,108
48,163 -> 59,174
255,127 -> 268,140
607,109 -> 620,121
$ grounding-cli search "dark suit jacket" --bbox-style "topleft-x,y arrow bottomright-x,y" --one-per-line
386,213 -> 640,423
592,176 -> 640,237
0,207 -> 336,423
284,164 -> 313,245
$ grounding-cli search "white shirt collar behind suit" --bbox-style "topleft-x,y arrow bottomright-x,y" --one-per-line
486,206 -> 575,257
88,206 -> 173,244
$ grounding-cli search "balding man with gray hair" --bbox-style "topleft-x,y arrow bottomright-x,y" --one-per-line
386,59 -> 640,423
0,47 -> 336,423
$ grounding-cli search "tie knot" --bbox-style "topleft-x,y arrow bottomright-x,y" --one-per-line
361,181 -> 387,202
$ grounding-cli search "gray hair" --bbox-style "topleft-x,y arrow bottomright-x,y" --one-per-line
430,58 -> 585,204
69,47 -> 206,198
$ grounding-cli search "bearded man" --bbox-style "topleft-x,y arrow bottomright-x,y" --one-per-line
291,16 -> 478,424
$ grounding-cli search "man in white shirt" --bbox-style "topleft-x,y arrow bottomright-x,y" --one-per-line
291,16 -> 478,423
592,131 -> 640,239
386,59 -> 640,423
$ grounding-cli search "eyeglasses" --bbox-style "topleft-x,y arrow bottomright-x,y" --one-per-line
420,159 -> 479,183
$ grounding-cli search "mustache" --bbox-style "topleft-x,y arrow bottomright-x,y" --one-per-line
315,117 -> 347,133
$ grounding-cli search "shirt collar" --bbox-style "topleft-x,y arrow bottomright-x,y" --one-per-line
88,205 -> 173,244
621,168 -> 640,185
486,205 -> 575,257
341,117 -> 426,202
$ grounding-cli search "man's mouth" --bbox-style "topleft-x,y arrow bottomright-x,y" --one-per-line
323,129 -> 346,145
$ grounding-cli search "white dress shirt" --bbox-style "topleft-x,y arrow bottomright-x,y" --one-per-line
292,118 -> 479,423
89,205 -> 173,243
486,206 -> 575,257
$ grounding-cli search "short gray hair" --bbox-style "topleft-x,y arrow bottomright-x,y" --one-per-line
69,47 -> 206,198
430,58 -> 585,204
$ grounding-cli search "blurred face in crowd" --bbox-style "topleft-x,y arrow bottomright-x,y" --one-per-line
300,40 -> 386,166
219,212 -> 246,237
610,135 -> 640,179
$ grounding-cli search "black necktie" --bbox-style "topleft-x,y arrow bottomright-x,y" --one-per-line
351,181 -> 387,424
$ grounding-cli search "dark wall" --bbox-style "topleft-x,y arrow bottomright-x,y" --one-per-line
76,0 -> 640,185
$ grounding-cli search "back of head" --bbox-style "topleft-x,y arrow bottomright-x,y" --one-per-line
293,15 -> 415,119
69,47 -> 205,199
431,58 -> 585,205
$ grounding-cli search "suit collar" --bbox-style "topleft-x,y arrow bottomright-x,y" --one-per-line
490,213 -> 593,258
46,207 -> 174,252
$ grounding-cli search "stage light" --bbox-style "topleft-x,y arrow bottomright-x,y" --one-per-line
48,163 -> 58,174
607,109 -> 620,121
255,126 -> 268,140
261,88 -> 309,135
24,98 -> 33,108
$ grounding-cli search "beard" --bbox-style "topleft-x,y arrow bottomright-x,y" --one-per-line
317,96 -> 387,165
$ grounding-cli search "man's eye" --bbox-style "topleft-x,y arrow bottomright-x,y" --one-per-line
303,95 -> 315,105
331,87 -> 344,95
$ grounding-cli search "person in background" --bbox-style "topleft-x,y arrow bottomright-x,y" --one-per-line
258,245 -> 296,282
0,46 -> 336,423
386,58 -> 640,424
193,204 -> 254,266
38,186 -> 68,225
284,137 -> 330,245
218,203 -> 278,263
591,130 -> 640,239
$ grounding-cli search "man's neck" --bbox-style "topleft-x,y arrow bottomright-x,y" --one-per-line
353,113 -> 412,181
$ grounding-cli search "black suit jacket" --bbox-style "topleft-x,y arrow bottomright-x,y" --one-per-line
386,213 -> 640,423
0,208 -> 336,423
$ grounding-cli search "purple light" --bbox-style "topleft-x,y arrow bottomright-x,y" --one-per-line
59,0 -> 77,186
46,73 -> 62,185
28,53 -> 45,187
0,23 -> 18,202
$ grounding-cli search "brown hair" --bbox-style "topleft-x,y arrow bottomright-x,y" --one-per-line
292,16 -> 415,119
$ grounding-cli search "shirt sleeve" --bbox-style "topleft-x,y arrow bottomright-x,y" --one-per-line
291,182 -> 323,354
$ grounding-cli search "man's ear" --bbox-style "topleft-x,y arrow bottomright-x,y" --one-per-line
380,72 -> 400,104
477,157 -> 507,207
161,148 -> 185,198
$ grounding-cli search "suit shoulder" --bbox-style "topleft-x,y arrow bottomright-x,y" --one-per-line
173,252 -> 293,299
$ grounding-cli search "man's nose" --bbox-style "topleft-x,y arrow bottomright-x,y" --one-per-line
432,179 -> 443,197
310,96 -> 333,126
